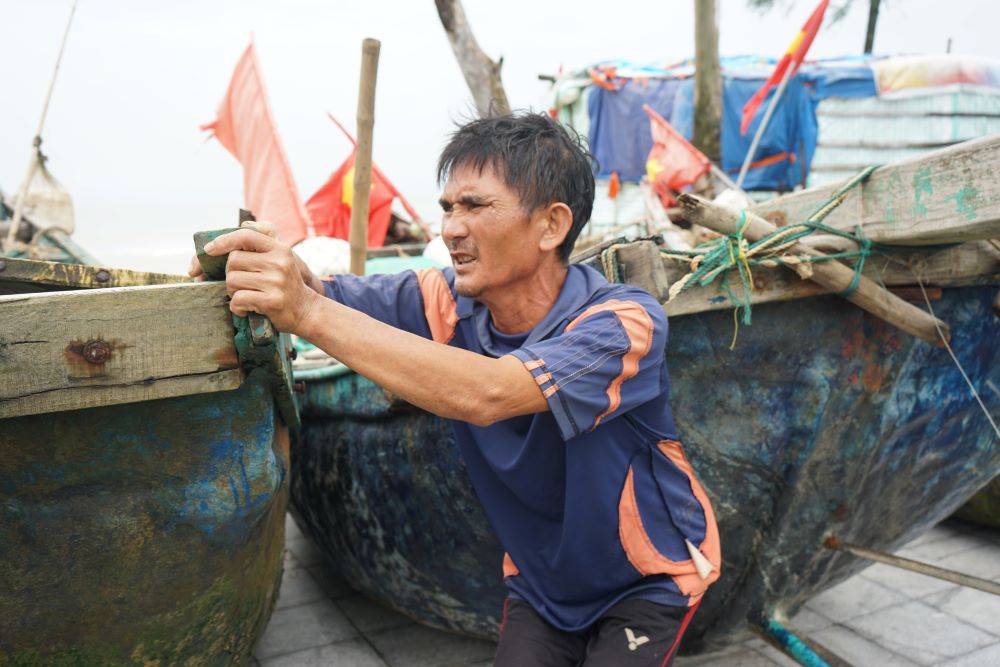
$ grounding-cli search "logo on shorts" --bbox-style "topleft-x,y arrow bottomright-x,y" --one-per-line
625,628 -> 649,651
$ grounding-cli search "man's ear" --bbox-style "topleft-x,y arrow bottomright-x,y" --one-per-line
538,202 -> 573,254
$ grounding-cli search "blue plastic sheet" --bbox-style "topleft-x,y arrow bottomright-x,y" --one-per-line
585,61 -> 877,191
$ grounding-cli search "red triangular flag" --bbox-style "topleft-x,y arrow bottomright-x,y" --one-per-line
740,0 -> 829,135
305,115 -> 424,248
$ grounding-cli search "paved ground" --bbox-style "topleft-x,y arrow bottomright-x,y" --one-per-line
252,515 -> 1000,667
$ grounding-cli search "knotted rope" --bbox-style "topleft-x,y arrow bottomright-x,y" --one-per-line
662,166 -> 880,332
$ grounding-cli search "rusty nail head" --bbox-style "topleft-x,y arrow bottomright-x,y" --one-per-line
95,270 -> 111,283
83,340 -> 112,364
754,278 -> 766,290
0,259 -> 6,272
293,381 -> 306,394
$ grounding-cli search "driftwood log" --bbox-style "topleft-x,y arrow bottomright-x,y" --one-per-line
435,0 -> 510,117
677,193 -> 950,345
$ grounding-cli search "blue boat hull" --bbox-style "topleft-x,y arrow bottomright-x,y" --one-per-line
0,371 -> 289,665
290,286 -> 1000,648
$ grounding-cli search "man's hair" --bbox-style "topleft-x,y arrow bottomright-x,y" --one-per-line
437,112 -> 596,263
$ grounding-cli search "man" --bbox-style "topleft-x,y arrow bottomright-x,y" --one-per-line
195,112 -> 720,666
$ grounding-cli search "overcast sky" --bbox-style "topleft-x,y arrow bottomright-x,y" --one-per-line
1,0 -> 996,272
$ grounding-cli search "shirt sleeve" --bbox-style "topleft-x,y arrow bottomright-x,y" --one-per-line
322,267 -> 459,344
508,293 -> 667,441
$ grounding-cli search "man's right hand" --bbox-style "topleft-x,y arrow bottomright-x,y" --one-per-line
187,220 -> 324,295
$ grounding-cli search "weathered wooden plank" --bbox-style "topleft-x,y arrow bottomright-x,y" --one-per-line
614,240 -> 670,302
752,134 -> 1000,245
664,241 -> 1000,317
0,256 -> 188,296
0,282 -> 241,419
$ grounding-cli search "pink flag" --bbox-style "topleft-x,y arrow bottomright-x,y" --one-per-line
202,41 -> 314,244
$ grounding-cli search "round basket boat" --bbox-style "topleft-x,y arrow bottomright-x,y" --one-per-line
0,371 -> 289,665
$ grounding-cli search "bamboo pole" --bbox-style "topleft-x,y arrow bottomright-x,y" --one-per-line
825,536 -> 1000,597
349,38 -> 381,276
676,193 -> 951,345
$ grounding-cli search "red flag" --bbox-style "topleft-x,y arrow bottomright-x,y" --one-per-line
643,105 -> 711,205
202,41 -> 314,244
305,116 -> 423,248
740,0 -> 829,135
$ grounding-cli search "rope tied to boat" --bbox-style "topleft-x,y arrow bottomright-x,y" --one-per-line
599,243 -> 630,284
661,166 -> 880,330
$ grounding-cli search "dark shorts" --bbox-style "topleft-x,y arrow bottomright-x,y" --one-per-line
493,597 -> 700,667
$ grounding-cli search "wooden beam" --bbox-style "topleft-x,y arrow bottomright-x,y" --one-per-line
663,240 -> 1000,317
752,135 -> 1000,245
613,240 -> 670,302
678,193 -> 950,344
0,256 -> 188,296
0,282 -> 241,419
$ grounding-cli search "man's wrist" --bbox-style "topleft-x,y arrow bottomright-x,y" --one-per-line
293,288 -> 327,342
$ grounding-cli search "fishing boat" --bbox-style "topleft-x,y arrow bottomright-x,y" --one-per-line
288,135 -> 1000,651
0,243 -> 297,664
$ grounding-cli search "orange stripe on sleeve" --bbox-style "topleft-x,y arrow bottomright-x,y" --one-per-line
564,300 -> 655,427
416,268 -> 459,345
534,372 -> 553,387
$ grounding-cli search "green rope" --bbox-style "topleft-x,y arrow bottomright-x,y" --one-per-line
664,166 -> 881,324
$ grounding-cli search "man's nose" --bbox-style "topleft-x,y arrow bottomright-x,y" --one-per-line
441,215 -> 469,243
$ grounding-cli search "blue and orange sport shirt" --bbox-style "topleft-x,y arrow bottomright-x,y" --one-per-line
323,263 -> 721,632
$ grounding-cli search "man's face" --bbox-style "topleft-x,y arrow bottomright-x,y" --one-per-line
439,164 -> 547,300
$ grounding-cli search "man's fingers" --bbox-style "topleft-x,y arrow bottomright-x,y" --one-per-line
225,249 -> 266,274
225,269 -> 270,294
187,255 -> 205,279
203,228 -> 275,256
229,288 -> 281,319
240,219 -> 279,239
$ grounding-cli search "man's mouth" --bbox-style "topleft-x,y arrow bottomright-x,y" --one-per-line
451,253 -> 477,266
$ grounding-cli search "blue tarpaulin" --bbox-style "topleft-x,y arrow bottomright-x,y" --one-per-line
588,78 -> 686,182
585,59 -> 877,191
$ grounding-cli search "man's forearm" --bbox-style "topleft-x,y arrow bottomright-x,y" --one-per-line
295,295 -> 547,425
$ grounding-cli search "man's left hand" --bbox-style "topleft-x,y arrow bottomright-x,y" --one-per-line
202,229 -> 321,335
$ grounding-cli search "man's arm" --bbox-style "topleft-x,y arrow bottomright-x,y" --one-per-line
202,229 -> 548,426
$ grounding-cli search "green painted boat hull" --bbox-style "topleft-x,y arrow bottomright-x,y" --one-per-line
0,371 -> 289,666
